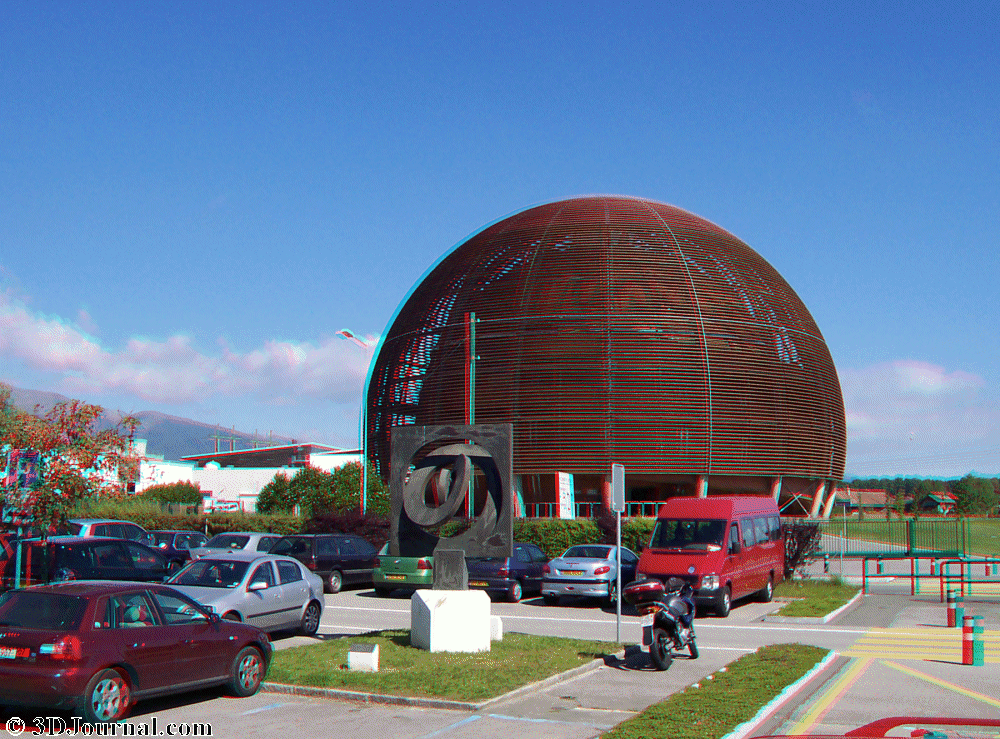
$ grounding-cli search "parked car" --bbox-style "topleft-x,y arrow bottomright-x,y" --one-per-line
466,542 -> 549,602
150,530 -> 209,571
166,551 -> 324,635
0,581 -> 271,722
188,532 -> 282,560
67,519 -> 155,547
372,544 -> 433,596
269,534 -> 378,594
636,496 -> 784,617
541,544 -> 640,605
1,536 -> 170,589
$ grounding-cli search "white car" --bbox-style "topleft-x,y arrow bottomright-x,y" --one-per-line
541,544 -> 640,605
188,531 -> 281,560
167,551 -> 325,635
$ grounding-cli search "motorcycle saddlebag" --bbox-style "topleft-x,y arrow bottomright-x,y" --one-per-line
623,577 -> 665,606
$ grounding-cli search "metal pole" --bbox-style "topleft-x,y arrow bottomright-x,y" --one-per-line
616,509 -> 622,643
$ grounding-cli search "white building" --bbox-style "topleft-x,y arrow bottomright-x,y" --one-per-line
135,440 -> 361,512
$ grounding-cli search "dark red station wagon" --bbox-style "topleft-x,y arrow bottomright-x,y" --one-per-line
0,581 -> 272,722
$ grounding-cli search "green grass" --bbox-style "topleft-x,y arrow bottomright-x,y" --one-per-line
773,577 -> 859,617
602,643 -> 829,739
267,630 -> 616,702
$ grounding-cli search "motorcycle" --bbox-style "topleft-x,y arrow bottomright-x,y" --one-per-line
623,576 -> 699,670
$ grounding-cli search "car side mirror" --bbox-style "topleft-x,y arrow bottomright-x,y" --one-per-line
248,581 -> 268,591
729,541 -> 741,554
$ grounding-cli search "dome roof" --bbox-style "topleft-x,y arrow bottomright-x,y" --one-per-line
368,196 -> 845,481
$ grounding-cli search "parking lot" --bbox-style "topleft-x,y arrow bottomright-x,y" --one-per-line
3,586 -> 998,738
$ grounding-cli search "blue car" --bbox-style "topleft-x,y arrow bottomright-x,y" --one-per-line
466,542 -> 549,602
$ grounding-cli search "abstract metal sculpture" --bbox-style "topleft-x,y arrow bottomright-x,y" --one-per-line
389,424 -> 513,562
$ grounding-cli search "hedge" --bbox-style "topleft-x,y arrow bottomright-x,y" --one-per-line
67,498 -> 657,556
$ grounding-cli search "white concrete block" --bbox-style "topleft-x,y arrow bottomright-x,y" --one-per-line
490,615 -> 503,641
411,589 -> 491,653
347,642 -> 379,672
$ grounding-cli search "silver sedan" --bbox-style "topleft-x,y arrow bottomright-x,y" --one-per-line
541,544 -> 640,605
166,551 -> 324,635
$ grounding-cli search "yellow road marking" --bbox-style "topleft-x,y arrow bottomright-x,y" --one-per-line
883,661 -> 1000,708
787,657 -> 873,735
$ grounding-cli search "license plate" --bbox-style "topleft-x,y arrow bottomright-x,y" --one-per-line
0,646 -> 26,659
384,574 -> 406,581
640,613 -> 654,628
561,570 -> 584,576
470,581 -> 489,587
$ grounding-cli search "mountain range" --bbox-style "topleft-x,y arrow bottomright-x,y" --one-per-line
3,384 -> 295,461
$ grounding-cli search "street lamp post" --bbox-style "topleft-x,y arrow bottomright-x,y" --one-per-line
336,329 -> 371,514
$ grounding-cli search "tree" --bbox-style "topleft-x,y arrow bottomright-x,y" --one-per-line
950,475 -> 999,515
256,472 -> 292,514
330,461 -> 390,517
1,383 -> 140,533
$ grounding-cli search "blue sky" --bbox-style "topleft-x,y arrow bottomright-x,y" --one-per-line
1,1 -> 998,478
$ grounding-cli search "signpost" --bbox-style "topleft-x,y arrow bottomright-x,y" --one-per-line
611,463 -> 625,642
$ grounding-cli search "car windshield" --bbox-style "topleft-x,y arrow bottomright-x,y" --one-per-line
204,534 -> 250,549
66,522 -> 83,535
562,546 -> 612,560
650,519 -> 726,549
169,559 -> 250,588
0,591 -> 87,630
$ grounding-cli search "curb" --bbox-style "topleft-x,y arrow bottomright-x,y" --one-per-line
762,591 -> 864,624
718,650 -> 841,739
260,653 -> 611,712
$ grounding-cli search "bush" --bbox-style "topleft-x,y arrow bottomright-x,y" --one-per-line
139,481 -> 202,505
302,511 -> 391,549
783,520 -> 821,579
593,510 -> 656,552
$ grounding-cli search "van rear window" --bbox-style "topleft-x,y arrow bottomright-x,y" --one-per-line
650,519 -> 726,550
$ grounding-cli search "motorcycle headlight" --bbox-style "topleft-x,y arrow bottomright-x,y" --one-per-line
701,574 -> 719,590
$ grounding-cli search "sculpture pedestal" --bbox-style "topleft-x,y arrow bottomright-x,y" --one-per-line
411,590 -> 491,653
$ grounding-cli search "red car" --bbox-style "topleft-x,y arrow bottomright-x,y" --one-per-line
0,581 -> 272,722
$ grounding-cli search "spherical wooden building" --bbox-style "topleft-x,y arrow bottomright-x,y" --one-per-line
366,196 -> 845,514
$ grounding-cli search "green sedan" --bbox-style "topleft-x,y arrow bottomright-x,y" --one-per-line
372,544 -> 434,596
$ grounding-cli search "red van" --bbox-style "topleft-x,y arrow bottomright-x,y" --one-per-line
636,496 -> 783,617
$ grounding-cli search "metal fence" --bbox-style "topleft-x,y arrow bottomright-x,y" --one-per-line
817,519 -> 966,558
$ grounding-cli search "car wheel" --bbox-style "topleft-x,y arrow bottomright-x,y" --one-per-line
374,586 -> 393,597
649,627 -> 673,671
227,646 -> 265,697
715,585 -> 731,618
607,580 -> 618,605
506,580 -> 523,602
543,594 -> 559,606
300,601 -> 321,636
326,570 -> 343,594
759,575 -> 774,603
223,611 -> 242,622
81,668 -> 131,723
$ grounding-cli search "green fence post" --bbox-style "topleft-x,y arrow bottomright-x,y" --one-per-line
972,615 -> 985,667
907,519 -> 915,555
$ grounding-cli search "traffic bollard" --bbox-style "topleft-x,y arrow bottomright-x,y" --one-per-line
824,554 -> 829,574
962,615 -> 974,665
955,595 -> 965,627
946,590 -> 956,627
972,615 -> 985,667
877,557 -> 884,574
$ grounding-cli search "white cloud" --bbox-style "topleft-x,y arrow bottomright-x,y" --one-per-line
0,291 -> 375,412
841,360 -> 1000,477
